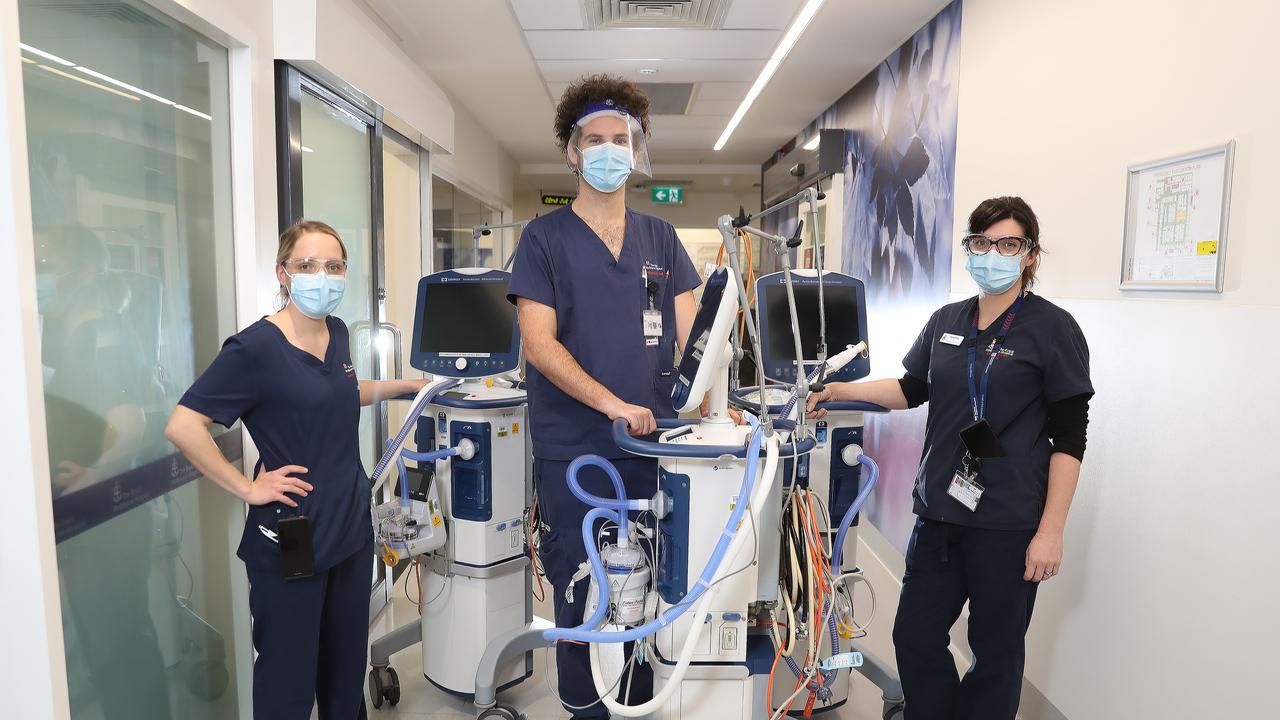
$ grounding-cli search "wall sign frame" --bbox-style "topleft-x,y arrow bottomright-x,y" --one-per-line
1121,141 -> 1235,292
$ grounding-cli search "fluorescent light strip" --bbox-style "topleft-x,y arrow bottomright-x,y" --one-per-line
74,65 -> 175,106
175,104 -> 212,121
22,57 -> 36,64
36,64 -> 140,102
714,0 -> 826,151
19,43 -> 74,67
803,135 -> 821,151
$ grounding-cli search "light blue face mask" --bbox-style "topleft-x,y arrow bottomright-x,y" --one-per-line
579,142 -> 632,193
965,252 -> 1024,295
287,272 -> 345,319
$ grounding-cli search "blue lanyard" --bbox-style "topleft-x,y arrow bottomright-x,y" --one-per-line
966,293 -> 1024,421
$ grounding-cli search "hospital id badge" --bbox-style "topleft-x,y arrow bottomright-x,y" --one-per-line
947,469 -> 984,512
642,309 -> 663,337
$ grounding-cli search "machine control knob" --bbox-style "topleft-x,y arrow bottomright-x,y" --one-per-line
455,357 -> 468,371
841,444 -> 863,467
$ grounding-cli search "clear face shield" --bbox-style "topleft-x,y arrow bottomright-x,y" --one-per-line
566,103 -> 652,193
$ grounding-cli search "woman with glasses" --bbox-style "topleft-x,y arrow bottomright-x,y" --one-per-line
164,220 -> 427,719
808,197 -> 1093,720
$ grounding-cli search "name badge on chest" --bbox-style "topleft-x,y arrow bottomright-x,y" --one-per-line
947,457 -> 985,512
940,332 -> 964,346
643,309 -> 663,338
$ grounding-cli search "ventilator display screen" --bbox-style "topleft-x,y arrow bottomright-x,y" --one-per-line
763,283 -> 861,363
418,282 -> 514,354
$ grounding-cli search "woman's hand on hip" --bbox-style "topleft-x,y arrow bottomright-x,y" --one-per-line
1024,530 -> 1063,582
245,464 -> 313,507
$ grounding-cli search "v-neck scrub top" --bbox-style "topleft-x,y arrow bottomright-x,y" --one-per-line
904,293 -> 1093,530
179,316 -> 372,571
507,206 -> 701,461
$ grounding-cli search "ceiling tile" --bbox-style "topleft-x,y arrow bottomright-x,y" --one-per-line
688,98 -> 741,116
536,58 -> 763,83
509,0 -> 583,30
692,82 -> 751,100
722,0 -> 806,29
523,29 -> 778,61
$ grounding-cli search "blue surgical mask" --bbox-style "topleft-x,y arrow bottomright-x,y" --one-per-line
287,272 -> 345,319
579,143 -> 632,193
966,252 -> 1023,295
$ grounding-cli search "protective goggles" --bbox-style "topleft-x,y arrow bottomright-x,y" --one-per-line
282,256 -> 348,276
961,234 -> 1037,257
566,101 -> 652,178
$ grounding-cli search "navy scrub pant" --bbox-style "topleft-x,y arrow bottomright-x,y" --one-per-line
893,518 -> 1039,720
535,456 -> 657,719
245,542 -> 374,720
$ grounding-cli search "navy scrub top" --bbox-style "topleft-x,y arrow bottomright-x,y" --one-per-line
507,206 -> 701,461
904,293 -> 1093,530
179,316 -> 372,571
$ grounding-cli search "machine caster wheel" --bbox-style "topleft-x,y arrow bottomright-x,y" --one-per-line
477,703 -> 523,720
368,667 -> 401,709
883,701 -> 905,720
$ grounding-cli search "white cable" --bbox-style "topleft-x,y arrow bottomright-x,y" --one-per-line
833,571 -> 877,636
590,433 -> 781,717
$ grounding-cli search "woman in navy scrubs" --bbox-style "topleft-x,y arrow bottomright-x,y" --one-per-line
809,197 -> 1093,720
165,220 -> 429,719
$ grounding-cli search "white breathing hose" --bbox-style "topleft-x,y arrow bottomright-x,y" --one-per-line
589,433 -> 781,716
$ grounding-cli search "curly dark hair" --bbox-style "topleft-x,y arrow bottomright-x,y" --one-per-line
553,74 -> 651,154
968,196 -> 1043,289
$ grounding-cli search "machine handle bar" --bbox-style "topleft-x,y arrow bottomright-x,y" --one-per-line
612,418 -> 816,459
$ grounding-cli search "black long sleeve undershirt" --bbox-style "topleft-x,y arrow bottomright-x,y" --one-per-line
896,373 -> 1091,461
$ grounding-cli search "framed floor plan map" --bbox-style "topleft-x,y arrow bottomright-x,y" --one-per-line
1121,141 -> 1235,292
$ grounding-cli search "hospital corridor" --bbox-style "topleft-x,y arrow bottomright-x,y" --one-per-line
2,2 -> 1278,720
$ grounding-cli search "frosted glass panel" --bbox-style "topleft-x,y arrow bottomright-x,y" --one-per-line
19,0 -> 246,717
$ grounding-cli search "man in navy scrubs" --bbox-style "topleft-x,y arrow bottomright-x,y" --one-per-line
507,75 -> 701,717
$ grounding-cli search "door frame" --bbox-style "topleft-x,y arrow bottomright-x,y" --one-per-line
275,61 -> 432,621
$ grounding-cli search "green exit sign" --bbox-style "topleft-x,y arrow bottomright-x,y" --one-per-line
651,186 -> 684,204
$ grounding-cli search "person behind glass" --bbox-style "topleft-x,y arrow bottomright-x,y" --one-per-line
808,197 -> 1093,720
165,220 -> 430,719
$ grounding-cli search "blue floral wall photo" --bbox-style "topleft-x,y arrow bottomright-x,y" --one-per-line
842,1 -> 962,306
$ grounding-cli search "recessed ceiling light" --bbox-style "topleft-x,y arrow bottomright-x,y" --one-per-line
803,135 -> 821,151
639,68 -> 658,75
715,0 -> 827,151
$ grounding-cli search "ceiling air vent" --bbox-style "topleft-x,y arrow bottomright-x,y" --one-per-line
585,0 -> 732,30
636,83 -> 695,115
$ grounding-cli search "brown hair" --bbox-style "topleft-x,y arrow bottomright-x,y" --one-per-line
554,74 -> 651,154
967,196 -> 1043,290
276,220 -> 346,307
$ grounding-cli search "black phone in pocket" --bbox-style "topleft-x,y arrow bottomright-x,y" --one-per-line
277,515 -> 315,580
960,419 -> 1006,459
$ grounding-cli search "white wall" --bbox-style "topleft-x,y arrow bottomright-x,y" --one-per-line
950,1 -> 1280,717
0,1 -> 68,716
433,99 -> 517,211
274,0 -> 454,155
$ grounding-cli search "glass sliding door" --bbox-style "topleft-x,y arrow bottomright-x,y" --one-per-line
431,175 -> 503,270
276,63 -> 430,617
19,0 -> 246,717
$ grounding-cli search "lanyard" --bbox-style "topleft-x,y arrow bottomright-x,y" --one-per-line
966,293 -> 1024,421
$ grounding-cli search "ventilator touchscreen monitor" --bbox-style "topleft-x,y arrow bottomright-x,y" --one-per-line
756,270 -> 869,383
411,269 -> 521,378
